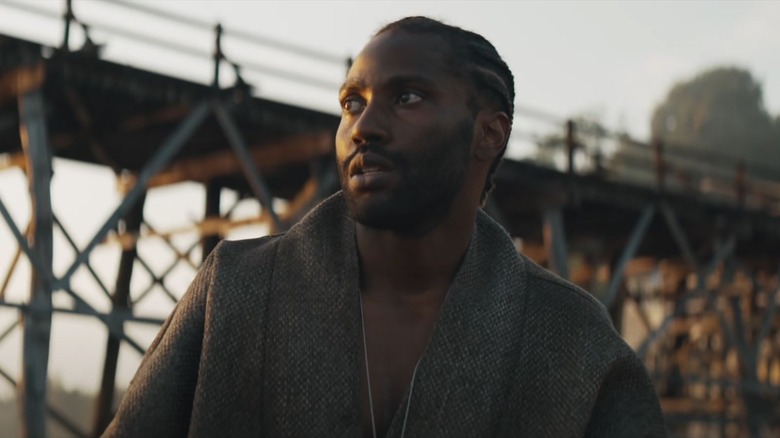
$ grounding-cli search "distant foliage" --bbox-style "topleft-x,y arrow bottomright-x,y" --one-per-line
650,66 -> 780,175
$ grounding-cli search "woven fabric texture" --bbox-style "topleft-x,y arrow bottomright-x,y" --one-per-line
103,192 -> 667,438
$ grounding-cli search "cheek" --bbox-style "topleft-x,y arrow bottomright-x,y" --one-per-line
335,120 -> 352,163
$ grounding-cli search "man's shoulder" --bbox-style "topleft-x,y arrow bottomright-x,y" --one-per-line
214,233 -> 284,265
519,255 -> 610,321
206,192 -> 349,276
512,254 -> 638,371
474,210 -> 609,323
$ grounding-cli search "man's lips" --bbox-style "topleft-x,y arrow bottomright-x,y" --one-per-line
348,152 -> 397,190
348,152 -> 395,177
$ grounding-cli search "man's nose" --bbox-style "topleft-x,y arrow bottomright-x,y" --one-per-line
351,102 -> 390,147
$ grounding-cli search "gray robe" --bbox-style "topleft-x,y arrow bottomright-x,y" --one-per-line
104,193 -> 667,437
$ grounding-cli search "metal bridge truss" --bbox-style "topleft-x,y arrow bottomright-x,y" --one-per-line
530,124 -> 780,437
0,90 -> 339,438
0,1 -> 778,437
0,2 -> 342,436
543,200 -> 779,437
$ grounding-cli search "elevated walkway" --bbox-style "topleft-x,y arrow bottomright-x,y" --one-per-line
0,1 -> 778,436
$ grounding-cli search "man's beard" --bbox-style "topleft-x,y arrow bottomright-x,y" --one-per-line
340,118 -> 474,236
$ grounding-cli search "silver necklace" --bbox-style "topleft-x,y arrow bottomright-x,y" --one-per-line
359,292 -> 421,438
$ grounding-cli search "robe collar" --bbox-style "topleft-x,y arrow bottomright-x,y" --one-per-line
270,192 -> 528,437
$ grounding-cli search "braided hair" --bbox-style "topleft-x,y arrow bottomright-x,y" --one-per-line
375,16 -> 515,203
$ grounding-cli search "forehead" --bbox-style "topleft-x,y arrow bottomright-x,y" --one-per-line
345,31 -> 461,88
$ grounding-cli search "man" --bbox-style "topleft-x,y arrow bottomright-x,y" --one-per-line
105,17 -> 667,438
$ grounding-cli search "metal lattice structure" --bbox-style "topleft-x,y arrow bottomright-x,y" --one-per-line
0,1 -> 779,437
490,125 -> 780,436
1,1 -> 342,436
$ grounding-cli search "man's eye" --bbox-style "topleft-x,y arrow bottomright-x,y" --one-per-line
341,97 -> 365,114
398,92 -> 423,105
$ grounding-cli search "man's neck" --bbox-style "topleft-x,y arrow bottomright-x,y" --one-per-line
355,206 -> 477,305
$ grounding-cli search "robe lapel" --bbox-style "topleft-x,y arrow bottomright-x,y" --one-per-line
384,211 -> 529,438
265,194 -> 363,437
266,195 -> 527,438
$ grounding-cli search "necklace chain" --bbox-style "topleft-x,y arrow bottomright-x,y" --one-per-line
359,292 -> 420,438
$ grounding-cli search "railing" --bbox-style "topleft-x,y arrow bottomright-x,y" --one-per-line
515,115 -> 780,215
1,0 -> 348,98
1,3 -> 779,437
2,0 -> 778,215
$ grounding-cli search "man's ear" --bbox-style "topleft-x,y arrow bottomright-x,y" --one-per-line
474,111 -> 511,161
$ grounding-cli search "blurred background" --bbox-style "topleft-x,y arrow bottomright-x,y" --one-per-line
0,1 -> 778,437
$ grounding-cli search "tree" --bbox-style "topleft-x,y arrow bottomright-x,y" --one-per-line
650,67 -> 780,177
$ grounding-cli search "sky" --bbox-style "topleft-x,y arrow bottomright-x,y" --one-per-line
0,0 -> 779,398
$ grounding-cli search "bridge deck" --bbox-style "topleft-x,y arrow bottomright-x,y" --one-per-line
0,33 -> 339,199
2,23 -> 779,437
493,160 -> 780,263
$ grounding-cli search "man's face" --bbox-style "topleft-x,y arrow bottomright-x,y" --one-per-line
336,31 -> 476,235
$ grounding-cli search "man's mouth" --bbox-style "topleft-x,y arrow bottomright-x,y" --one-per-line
348,153 -> 397,189
349,153 -> 395,177
356,165 -> 388,175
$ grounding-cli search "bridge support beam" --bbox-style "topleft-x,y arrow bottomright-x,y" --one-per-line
212,100 -> 282,231
603,203 -> 655,311
201,181 -> 222,261
18,86 -> 54,438
92,193 -> 146,437
543,208 -> 569,280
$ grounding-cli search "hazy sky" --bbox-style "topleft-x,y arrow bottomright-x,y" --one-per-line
0,0 -> 779,398
1,0 -> 779,137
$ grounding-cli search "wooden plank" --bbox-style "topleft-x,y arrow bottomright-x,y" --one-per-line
0,63 -> 45,107
0,152 -> 28,171
108,214 -> 268,249
141,130 -> 333,190
120,105 -> 192,132
660,397 -> 726,415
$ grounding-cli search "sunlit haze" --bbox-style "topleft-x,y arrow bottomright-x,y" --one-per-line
0,0 -> 778,396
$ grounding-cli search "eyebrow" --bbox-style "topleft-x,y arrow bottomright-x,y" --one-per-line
338,79 -> 364,97
338,74 -> 439,96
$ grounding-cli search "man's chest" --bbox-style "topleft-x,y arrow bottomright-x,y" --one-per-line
358,298 -> 440,437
